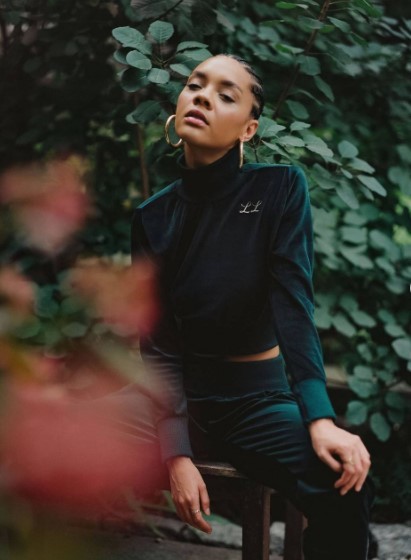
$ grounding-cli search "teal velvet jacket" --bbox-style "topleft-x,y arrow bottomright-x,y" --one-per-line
131,144 -> 337,464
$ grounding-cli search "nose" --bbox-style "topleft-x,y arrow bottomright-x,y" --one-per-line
193,87 -> 212,109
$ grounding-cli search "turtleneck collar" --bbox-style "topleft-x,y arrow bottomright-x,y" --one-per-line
175,143 -> 242,202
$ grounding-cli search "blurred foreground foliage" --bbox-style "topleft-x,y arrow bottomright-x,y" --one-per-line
0,0 -> 410,523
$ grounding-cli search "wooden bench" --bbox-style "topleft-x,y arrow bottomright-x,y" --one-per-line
193,459 -> 307,560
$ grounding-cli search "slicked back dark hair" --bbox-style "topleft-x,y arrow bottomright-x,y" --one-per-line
216,53 -> 265,120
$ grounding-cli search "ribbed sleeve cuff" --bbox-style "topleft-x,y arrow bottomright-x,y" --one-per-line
157,416 -> 194,464
292,378 -> 337,426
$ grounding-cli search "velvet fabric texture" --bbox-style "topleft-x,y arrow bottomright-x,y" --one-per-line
131,144 -> 337,464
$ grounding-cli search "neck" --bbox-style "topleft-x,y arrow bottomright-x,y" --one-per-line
175,142 -> 242,202
183,142 -> 238,169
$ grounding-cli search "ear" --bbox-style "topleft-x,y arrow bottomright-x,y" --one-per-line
240,119 -> 259,143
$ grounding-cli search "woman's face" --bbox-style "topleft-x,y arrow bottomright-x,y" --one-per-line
174,56 -> 259,161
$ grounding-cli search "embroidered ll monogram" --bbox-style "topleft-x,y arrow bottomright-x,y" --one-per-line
239,200 -> 263,213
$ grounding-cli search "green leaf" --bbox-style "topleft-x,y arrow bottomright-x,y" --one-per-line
376,368 -> 394,385
328,16 -> 351,33
388,166 -> 411,195
290,121 -> 311,132
130,0 -> 183,19
338,140 -> 359,159
339,246 -> 373,268
370,412 -> 391,442
353,0 -> 383,18
113,48 -> 131,65
387,408 -> 405,425
358,175 -> 387,196
350,310 -> 377,328
112,27 -> 151,54
184,48 -> 212,62
298,55 -> 321,76
13,319 -> 41,339
313,76 -> 334,101
257,117 -> 286,138
341,226 -> 367,244
35,289 -> 59,318
346,400 -> 368,425
120,68 -> 149,92
60,297 -> 84,314
276,43 -> 305,55
299,16 -> 325,30
126,51 -> 152,70
385,391 -> 406,410
348,376 -> 377,398
128,100 -> 163,124
392,338 -> 411,360
385,324 -> 406,337
216,10 -> 235,31
286,100 -> 309,120
369,230 -> 397,253
397,144 -> 411,164
332,313 -> 356,337
170,63 -> 191,77
349,158 -> 375,173
61,323 -> 88,338
148,21 -> 174,43
314,306 -> 332,329
353,365 -> 373,380
176,41 -> 208,52
302,133 -> 333,158
276,2 -> 300,8
278,135 -> 305,147
261,141 -> 289,158
147,68 -> 170,84
387,276 -> 407,294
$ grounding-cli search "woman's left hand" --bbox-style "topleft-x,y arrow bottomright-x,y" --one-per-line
307,418 -> 371,496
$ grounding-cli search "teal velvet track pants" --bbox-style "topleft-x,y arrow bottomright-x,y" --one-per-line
97,353 -> 376,560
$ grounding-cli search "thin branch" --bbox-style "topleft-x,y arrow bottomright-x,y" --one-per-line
135,122 -> 150,200
159,0 -> 185,20
273,0 -> 331,120
0,11 -> 8,55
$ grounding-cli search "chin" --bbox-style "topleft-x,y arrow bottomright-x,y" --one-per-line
179,132 -> 212,149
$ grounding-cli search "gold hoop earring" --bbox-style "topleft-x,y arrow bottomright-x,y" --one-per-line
165,114 -> 184,148
239,140 -> 244,168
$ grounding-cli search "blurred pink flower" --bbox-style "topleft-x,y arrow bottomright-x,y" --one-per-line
0,156 -> 92,255
0,265 -> 35,316
67,257 -> 160,339
0,380 -> 164,516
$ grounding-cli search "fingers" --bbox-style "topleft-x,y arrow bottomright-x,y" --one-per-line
320,449 -> 345,473
171,482 -> 212,534
188,506 -> 212,534
199,481 -> 211,516
354,446 -> 371,492
173,496 -> 212,533
334,438 -> 371,496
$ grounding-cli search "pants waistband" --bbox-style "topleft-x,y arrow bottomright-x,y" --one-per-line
183,353 -> 290,398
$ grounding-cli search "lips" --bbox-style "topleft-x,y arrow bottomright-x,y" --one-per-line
184,109 -> 208,124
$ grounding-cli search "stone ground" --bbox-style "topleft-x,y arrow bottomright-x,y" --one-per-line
82,511 -> 411,560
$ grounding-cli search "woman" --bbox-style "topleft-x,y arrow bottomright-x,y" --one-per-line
129,53 -> 375,559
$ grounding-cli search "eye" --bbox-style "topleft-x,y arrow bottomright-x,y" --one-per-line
220,93 -> 234,103
187,83 -> 201,90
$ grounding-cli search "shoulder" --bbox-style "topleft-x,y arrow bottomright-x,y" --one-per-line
136,179 -> 180,212
242,162 -> 308,198
243,161 -> 306,181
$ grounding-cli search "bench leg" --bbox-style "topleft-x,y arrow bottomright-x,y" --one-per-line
284,499 -> 306,560
242,482 -> 271,560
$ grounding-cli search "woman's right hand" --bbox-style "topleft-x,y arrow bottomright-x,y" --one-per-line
166,456 -> 212,534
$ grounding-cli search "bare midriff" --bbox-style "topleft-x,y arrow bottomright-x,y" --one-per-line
224,345 -> 280,362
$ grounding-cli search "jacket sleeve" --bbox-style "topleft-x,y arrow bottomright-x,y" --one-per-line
130,207 -> 194,464
268,166 -> 337,426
